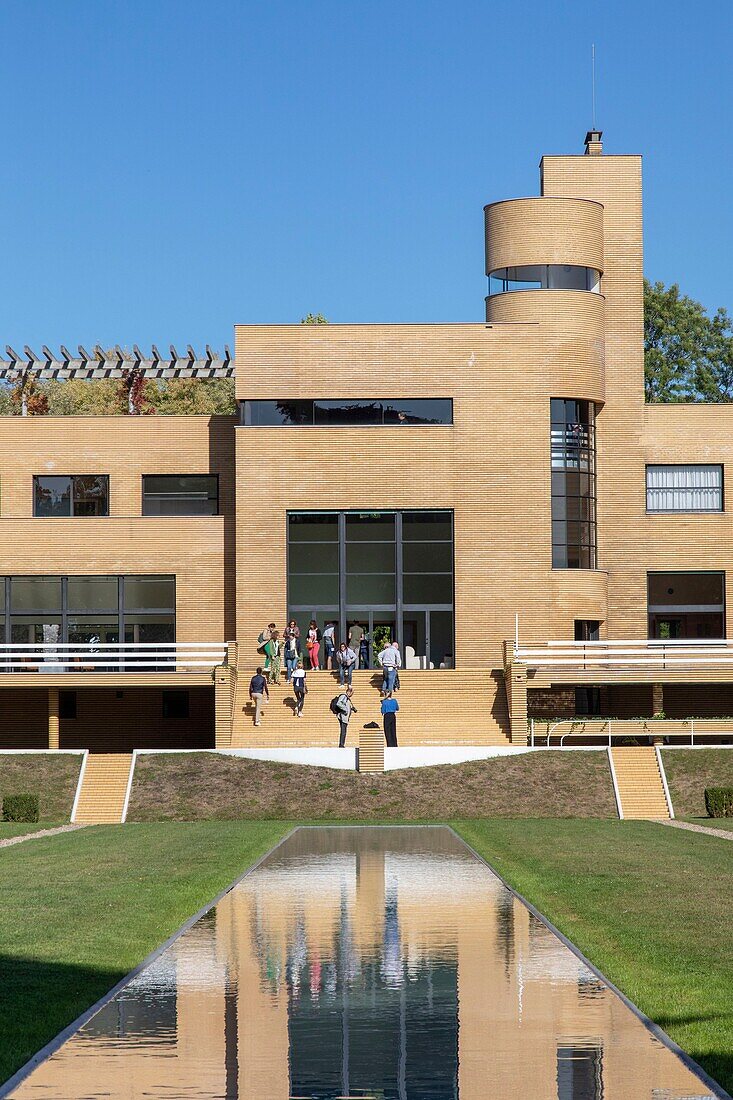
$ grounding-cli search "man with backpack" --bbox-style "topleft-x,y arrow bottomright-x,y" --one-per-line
330,686 -> 357,747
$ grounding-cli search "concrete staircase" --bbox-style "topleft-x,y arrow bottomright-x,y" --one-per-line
73,754 -> 133,824
231,669 -> 510,748
610,747 -> 672,819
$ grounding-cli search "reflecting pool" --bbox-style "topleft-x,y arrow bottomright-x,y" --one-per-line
10,826 -> 719,1099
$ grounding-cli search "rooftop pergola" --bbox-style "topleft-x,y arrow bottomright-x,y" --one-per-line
1,344 -> 234,382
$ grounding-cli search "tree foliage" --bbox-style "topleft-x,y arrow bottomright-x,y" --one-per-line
645,279 -> 733,402
300,313 -> 329,324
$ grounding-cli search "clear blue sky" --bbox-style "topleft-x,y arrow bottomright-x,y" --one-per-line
2,0 -> 731,352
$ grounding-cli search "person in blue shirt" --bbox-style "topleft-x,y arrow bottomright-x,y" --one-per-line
381,693 -> 399,747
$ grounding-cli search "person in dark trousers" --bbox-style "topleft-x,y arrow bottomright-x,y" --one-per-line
381,693 -> 399,746
291,660 -> 307,717
248,666 -> 269,726
335,686 -> 357,747
336,642 -> 357,686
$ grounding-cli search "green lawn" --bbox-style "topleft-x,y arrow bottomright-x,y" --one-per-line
454,819 -> 733,1095
0,821 -> 64,839
0,820 -> 290,1085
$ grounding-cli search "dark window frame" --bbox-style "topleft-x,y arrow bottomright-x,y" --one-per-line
141,474 -> 219,516
645,463 -> 724,514
239,398 -> 453,427
162,689 -> 190,720
647,569 -> 726,639
286,509 -> 454,665
0,574 -> 176,651
551,399 -> 597,570
33,475 -> 110,518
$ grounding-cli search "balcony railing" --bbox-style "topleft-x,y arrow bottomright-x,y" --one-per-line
0,642 -> 227,673
515,639 -> 733,671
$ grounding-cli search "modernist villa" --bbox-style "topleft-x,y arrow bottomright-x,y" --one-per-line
1,130 -> 732,818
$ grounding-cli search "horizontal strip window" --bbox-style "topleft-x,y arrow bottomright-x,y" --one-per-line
33,475 -> 109,517
240,399 -> 453,426
0,575 -> 176,655
142,475 -> 219,516
646,464 -> 723,513
488,265 -> 601,295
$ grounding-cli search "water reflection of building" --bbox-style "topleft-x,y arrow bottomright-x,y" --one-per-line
12,829 -> 714,1100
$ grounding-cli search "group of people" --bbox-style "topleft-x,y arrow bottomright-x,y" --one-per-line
250,620 -> 403,745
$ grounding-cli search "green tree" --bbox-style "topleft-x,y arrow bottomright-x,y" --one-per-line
644,279 -> 733,402
44,379 -> 124,415
152,378 -> 236,415
300,313 -> 329,324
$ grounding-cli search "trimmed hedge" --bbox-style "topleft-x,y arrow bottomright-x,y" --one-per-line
2,793 -> 39,823
705,787 -> 733,818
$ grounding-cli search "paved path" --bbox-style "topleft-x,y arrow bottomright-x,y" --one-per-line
0,824 -> 85,849
655,818 -> 733,842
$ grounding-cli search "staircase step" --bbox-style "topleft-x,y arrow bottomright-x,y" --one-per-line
73,754 -> 133,825
610,747 -> 671,820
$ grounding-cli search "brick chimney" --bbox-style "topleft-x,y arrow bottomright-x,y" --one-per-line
584,130 -> 603,155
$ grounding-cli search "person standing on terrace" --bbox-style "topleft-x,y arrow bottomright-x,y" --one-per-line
283,623 -> 300,682
307,620 -> 321,670
322,621 -> 336,670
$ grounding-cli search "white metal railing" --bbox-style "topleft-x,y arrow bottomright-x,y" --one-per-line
529,716 -> 732,748
515,638 -> 733,669
0,642 -> 226,672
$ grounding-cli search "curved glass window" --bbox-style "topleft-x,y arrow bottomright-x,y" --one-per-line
488,265 -> 601,295
551,399 -> 597,570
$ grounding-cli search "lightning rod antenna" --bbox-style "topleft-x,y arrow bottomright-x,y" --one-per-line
591,43 -> 596,130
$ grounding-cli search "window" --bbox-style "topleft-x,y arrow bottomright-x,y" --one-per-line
646,465 -> 723,513
240,399 -> 453,426
162,690 -> 189,719
142,476 -> 218,516
648,571 -> 725,639
551,400 -> 597,569
0,575 -> 176,666
34,476 -> 108,517
59,691 -> 77,720
287,510 -> 454,668
488,265 -> 601,295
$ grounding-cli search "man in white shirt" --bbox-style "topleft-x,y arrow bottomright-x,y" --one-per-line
377,640 -> 401,695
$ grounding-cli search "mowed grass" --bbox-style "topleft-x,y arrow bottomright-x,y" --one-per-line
0,820 -> 290,1086
686,815 -> 733,831
0,753 -> 81,822
128,749 -> 617,820
454,819 -> 733,1094
662,747 -> 733,817
0,821 -> 65,839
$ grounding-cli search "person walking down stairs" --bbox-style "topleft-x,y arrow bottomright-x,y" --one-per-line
331,686 -> 357,747
292,660 -> 307,718
249,667 -> 269,727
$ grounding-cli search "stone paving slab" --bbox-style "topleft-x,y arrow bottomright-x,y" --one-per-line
0,824 -> 86,849
654,818 -> 733,841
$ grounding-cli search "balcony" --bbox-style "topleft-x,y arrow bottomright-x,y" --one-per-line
0,642 -> 227,685
513,639 -> 733,685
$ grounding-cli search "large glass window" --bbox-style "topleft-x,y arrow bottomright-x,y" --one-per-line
0,575 -> 176,667
551,400 -> 597,569
488,265 -> 601,295
287,511 -> 454,668
646,465 -> 723,513
648,571 -> 725,639
142,476 -> 219,516
240,399 -> 452,426
33,475 -> 109,517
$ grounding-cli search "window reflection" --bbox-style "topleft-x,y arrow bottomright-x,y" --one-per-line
240,399 -> 453,426
33,475 -> 108,517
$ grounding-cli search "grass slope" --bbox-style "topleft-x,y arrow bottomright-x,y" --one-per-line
662,748 -> 733,817
127,749 -> 616,820
0,753 -> 81,822
0,821 -> 289,1086
454,819 -> 733,1094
